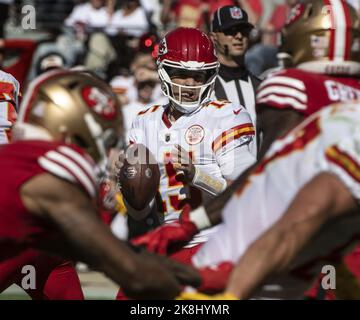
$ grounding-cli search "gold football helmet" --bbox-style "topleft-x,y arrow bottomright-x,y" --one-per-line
279,0 -> 360,75
13,70 -> 124,168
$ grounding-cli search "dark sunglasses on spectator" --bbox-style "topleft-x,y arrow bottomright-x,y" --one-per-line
222,26 -> 251,37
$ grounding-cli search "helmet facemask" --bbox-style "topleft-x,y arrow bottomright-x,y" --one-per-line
158,62 -> 218,114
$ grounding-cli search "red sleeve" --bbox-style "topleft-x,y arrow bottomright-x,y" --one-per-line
3,40 -> 37,88
37,144 -> 98,198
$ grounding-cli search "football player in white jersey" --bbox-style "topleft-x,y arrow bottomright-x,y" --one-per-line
0,69 -> 20,144
182,102 -> 360,299
126,27 -> 256,265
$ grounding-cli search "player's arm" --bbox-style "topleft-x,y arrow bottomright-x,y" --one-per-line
225,172 -> 357,299
171,112 -> 256,196
171,144 -> 229,196
21,173 -> 200,299
133,156 -> 257,253
256,106 -> 304,160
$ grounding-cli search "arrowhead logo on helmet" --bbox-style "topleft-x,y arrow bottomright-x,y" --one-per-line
158,38 -> 168,56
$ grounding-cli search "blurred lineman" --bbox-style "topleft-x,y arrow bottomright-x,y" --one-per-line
0,70 -> 199,300
197,102 -> 360,299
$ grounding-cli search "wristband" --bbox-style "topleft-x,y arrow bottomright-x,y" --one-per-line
192,167 -> 227,196
189,206 -> 212,230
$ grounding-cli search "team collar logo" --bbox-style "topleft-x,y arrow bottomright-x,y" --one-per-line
229,7 -> 243,20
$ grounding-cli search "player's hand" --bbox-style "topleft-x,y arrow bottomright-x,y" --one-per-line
131,205 -> 199,254
171,145 -> 196,181
196,262 -> 234,294
177,291 -> 237,300
140,251 -> 202,288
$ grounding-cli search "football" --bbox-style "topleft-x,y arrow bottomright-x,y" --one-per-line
118,144 -> 160,210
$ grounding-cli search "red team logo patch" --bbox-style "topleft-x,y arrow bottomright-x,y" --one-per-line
185,125 -> 205,145
81,86 -> 117,120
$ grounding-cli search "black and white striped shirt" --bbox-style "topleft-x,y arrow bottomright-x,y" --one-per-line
213,64 -> 261,125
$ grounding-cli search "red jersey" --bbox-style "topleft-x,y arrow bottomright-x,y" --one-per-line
0,140 -> 98,261
257,68 -> 360,116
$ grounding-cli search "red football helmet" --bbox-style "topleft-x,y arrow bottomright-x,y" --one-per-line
157,27 -> 219,114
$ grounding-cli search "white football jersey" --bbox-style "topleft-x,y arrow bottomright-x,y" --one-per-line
129,100 -> 256,246
193,102 -> 360,297
0,70 -> 20,144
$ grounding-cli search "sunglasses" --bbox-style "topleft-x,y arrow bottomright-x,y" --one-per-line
222,25 -> 251,37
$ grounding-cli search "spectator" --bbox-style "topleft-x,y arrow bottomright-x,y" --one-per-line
65,0 -> 111,30
35,52 -> 66,76
0,0 -> 13,68
0,0 -> 13,39
245,23 -> 279,77
257,0 -> 285,30
160,0 -> 243,30
107,0 -> 149,37
122,64 -> 168,141
255,0 -> 299,32
139,0 -> 163,31
111,52 -> 163,107
0,39 -> 4,69
31,0 -> 116,79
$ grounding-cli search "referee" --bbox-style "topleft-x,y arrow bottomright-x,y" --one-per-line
210,5 -> 261,131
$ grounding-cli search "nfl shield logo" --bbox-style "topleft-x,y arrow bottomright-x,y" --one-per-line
230,7 -> 243,20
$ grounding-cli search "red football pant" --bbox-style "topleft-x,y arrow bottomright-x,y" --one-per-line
0,250 -> 84,300
305,245 -> 360,300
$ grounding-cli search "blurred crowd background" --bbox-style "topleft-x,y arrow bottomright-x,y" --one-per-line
0,0 -> 320,92
0,0 -> 359,139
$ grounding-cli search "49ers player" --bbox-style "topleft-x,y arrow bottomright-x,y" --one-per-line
257,0 -> 360,158
128,28 -> 256,264
0,70 -> 199,300
0,70 -> 82,300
